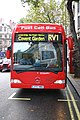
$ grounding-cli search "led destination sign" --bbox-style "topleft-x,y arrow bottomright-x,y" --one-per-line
15,33 -> 62,42
16,33 -> 46,42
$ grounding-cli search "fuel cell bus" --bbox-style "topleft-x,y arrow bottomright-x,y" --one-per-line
6,23 -> 73,89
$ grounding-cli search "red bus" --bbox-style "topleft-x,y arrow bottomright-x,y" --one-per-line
6,23 -> 72,89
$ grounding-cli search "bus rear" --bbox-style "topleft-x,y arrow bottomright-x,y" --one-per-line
10,23 -> 67,89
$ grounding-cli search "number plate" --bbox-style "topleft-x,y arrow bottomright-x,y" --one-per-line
32,85 -> 44,89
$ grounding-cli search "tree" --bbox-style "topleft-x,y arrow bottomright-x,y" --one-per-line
20,0 -> 69,28
21,0 -> 40,7
67,0 -> 80,77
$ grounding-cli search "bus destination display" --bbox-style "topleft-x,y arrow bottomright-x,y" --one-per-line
15,33 -> 62,42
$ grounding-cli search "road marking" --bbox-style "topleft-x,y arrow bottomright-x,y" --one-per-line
8,97 -> 31,101
67,85 -> 80,120
58,99 -> 78,102
65,90 -> 75,120
8,92 -> 16,99
8,92 -> 31,101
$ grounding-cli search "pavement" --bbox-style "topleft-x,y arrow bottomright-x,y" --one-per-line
67,67 -> 80,97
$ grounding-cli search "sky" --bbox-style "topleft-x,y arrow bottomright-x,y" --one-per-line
0,0 -> 62,24
0,0 -> 26,23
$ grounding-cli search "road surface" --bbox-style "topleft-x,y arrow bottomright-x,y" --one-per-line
0,72 -> 80,120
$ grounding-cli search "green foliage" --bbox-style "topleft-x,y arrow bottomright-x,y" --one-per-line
20,0 -> 69,31
21,0 -> 40,7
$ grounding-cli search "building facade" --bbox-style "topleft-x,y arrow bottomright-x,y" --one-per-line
0,23 -> 11,52
73,1 -> 80,37
0,19 -> 16,55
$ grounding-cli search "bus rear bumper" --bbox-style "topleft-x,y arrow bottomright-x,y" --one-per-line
11,83 -> 66,89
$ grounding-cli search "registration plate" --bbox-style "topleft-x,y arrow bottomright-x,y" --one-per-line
32,85 -> 44,89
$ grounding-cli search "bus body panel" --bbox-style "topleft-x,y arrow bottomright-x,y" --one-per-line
15,23 -> 64,33
10,23 -> 67,89
11,71 -> 66,89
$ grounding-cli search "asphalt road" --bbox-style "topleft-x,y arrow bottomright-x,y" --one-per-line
0,72 -> 80,120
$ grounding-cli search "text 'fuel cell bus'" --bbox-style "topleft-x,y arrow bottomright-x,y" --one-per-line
6,23 -> 73,89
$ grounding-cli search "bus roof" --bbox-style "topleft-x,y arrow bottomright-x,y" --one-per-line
14,23 -> 65,34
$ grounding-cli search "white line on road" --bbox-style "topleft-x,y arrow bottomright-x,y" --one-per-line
8,97 -> 31,101
8,92 -> 31,101
8,92 -> 16,99
58,99 -> 78,102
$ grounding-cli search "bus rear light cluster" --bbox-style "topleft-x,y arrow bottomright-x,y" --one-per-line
54,80 -> 65,84
11,79 -> 21,83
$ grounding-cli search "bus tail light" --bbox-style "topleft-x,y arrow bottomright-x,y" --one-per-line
11,79 -> 22,83
54,80 -> 65,84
